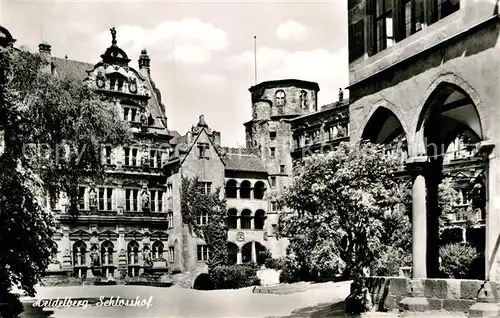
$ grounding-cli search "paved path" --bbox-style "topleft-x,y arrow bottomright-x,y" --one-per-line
21,281 -> 351,318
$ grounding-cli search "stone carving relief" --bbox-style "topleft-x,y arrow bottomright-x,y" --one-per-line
141,186 -> 150,212
236,232 -> 245,242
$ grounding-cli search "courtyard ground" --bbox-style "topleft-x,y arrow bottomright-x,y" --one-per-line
20,280 -> 351,318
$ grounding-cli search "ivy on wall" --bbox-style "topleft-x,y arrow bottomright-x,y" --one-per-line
180,176 -> 229,268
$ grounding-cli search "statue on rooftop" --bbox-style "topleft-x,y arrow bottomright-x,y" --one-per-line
339,88 -> 344,102
110,27 -> 117,45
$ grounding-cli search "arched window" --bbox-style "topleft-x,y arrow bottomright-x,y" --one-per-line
167,211 -> 174,229
227,242 -> 239,265
227,209 -> 238,229
240,180 -> 251,199
299,90 -> 308,109
241,209 -> 252,229
225,179 -> 238,198
153,241 -> 164,260
275,90 -> 285,106
254,181 -> 266,200
254,210 -> 266,230
101,241 -> 114,266
128,241 -> 139,266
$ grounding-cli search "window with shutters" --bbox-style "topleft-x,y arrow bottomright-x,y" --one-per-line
348,20 -> 365,62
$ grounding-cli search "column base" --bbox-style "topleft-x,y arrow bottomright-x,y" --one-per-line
399,297 -> 429,312
468,303 -> 500,318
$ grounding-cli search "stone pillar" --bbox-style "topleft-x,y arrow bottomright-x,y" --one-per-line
426,158 -> 442,278
237,217 -> 241,230
251,241 -> 257,263
237,250 -> 243,265
406,156 -> 429,279
250,217 -> 255,230
477,141 -> 497,280
115,183 -> 125,213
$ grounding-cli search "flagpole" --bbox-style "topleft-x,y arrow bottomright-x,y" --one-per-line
254,35 -> 257,85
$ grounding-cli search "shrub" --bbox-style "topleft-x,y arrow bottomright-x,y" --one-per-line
278,257 -> 304,284
265,257 -> 285,270
439,243 -> 478,279
372,246 -> 411,276
209,263 -> 260,289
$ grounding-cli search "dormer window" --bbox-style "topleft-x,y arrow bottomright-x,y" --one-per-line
275,90 -> 285,107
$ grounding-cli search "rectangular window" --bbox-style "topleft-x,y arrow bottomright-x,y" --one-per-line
197,182 -> 212,195
167,183 -> 173,199
270,131 -> 277,141
117,80 -> 124,92
131,109 -> 137,122
197,245 -> 209,262
438,0 -> 460,20
78,187 -> 85,210
98,188 -> 113,211
104,146 -> 112,165
270,177 -> 276,188
123,108 -> 129,121
125,189 -> 131,212
280,165 -> 285,173
150,190 -> 157,212
270,147 -> 276,158
197,143 -> 209,159
124,148 -> 130,166
169,246 -> 174,263
402,0 -> 424,39
271,202 -> 277,212
110,78 -> 116,90
375,0 -> 394,53
158,191 -> 164,212
348,19 -> 365,62
150,150 -> 156,168
132,189 -> 139,211
131,149 -> 138,166
197,212 -> 209,225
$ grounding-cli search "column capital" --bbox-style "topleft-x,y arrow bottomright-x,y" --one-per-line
474,140 -> 495,159
405,156 -> 429,176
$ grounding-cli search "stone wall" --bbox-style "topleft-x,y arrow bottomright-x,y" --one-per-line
363,277 -> 498,313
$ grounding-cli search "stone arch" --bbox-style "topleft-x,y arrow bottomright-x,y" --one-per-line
254,209 -> 266,230
225,179 -> 238,198
227,208 -> 238,229
359,100 -> 409,139
413,73 -> 485,156
227,242 -> 239,265
254,181 -> 266,199
241,209 -> 252,229
240,180 -> 251,199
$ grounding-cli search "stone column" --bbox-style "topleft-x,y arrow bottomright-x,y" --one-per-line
237,216 -> 241,230
425,158 -> 443,278
406,156 -> 429,279
477,141 -> 497,280
251,241 -> 257,263
250,217 -> 255,230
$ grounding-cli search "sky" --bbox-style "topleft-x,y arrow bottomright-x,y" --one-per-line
1,0 -> 349,147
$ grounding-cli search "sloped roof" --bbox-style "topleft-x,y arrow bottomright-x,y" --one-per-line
51,57 -> 93,81
223,153 -> 267,173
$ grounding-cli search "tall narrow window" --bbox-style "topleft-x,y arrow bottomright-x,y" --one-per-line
169,246 -> 174,263
125,189 -> 131,211
123,108 -> 129,121
99,188 -> 113,211
124,148 -> 130,166
78,187 -> 85,210
375,0 -> 394,53
131,109 -> 137,122
270,147 -> 276,158
403,0 -> 424,39
99,188 -> 105,211
270,131 -> 277,141
132,189 -> 139,211
106,188 -> 113,211
150,190 -> 157,212
131,149 -> 138,166
103,146 -> 112,165
349,20 -> 365,61
270,177 -> 276,188
280,165 -> 285,173
158,191 -> 164,212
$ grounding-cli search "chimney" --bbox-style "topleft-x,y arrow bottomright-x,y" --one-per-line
138,48 -> 150,76
38,41 -> 52,74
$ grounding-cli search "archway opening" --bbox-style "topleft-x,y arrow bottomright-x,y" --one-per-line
254,181 -> 266,199
225,179 -> 238,198
227,242 -> 239,265
240,180 -> 251,199
255,242 -> 269,265
416,82 -> 485,279
227,209 -> 238,229
241,242 -> 253,263
254,210 -> 266,230
241,209 -> 252,229
193,273 -> 214,290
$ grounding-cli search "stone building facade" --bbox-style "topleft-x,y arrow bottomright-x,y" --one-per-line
346,0 -> 499,312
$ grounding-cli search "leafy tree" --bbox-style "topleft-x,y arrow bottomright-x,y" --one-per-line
0,46 -> 132,316
439,243 -> 478,279
276,141 -> 406,280
180,176 -> 228,269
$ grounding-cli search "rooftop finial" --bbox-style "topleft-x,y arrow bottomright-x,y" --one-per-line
110,27 -> 117,45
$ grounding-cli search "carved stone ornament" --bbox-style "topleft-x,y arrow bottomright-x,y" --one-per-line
89,188 -> 97,208
263,232 -> 268,241
129,77 -> 137,94
96,71 -> 105,89
141,187 -> 150,211
236,232 -> 245,242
